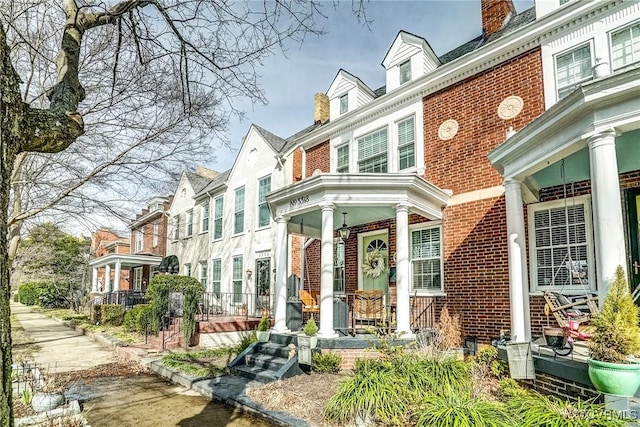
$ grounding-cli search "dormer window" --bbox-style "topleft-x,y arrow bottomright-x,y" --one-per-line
399,60 -> 411,85
339,94 -> 348,115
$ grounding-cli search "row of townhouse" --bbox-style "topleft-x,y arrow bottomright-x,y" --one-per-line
89,0 -> 640,344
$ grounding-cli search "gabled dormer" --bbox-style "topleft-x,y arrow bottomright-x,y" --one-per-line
326,69 -> 376,121
382,31 -> 441,92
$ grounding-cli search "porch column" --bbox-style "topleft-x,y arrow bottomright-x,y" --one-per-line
104,264 -> 111,293
92,267 -> 98,292
114,260 -> 122,291
318,202 -> 337,338
395,202 -> 412,336
273,215 -> 290,333
588,128 -> 626,303
504,179 -> 531,342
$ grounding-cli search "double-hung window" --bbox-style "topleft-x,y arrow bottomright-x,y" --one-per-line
234,187 -> 245,234
333,240 -> 345,293
399,60 -> 411,85
339,94 -> 348,115
133,267 -> 143,291
199,261 -> 208,287
184,263 -> 191,277
186,209 -> 193,237
201,204 -> 210,232
152,221 -> 159,247
397,116 -> 415,170
411,225 -> 443,292
135,229 -> 143,253
556,43 -> 592,99
336,144 -> 349,173
211,259 -> 221,297
173,215 -> 180,240
232,256 -> 243,303
213,197 -> 223,240
358,127 -> 388,173
611,22 -> 640,71
528,197 -> 593,292
258,176 -> 271,228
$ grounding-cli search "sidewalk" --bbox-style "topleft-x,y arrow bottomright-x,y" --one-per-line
10,300 -> 308,426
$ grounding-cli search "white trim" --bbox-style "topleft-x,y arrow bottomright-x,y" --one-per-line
133,267 -> 143,291
409,221 -> 444,294
554,40 -> 594,100
526,195 -> 596,293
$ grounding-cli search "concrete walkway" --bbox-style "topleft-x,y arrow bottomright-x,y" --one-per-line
11,300 -> 115,373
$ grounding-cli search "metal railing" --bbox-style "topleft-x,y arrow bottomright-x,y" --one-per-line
198,292 -> 272,320
91,290 -> 147,308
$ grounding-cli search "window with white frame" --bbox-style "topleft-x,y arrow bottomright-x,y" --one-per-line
258,176 -> 271,228
211,259 -> 221,297
611,22 -> 640,71
358,127 -> 388,173
134,229 -> 143,253
411,225 -> 442,291
173,214 -> 180,240
199,261 -> 208,287
184,263 -> 191,276
201,204 -> 210,232
399,59 -> 411,85
153,221 -> 159,247
339,94 -> 348,115
186,209 -> 193,236
334,240 -> 345,293
336,144 -> 349,173
232,256 -> 243,303
556,43 -> 592,99
133,267 -> 143,291
397,116 -> 415,170
213,197 -> 223,240
234,187 -> 245,234
528,198 -> 593,292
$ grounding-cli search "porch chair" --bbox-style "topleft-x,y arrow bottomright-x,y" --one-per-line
299,290 -> 320,314
543,291 -> 598,331
352,290 -> 385,334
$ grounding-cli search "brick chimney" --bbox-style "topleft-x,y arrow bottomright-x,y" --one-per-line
481,0 -> 516,39
314,93 -> 329,125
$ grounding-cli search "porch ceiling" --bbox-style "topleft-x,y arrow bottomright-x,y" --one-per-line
88,253 -> 163,269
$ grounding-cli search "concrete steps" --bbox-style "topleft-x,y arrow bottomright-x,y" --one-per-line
229,336 -> 303,383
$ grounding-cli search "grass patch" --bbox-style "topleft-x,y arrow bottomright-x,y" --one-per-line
33,307 -> 89,322
160,348 -> 237,378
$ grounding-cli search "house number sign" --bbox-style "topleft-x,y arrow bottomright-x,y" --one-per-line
289,195 -> 310,208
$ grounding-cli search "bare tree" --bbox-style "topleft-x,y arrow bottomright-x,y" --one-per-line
0,0 -> 366,424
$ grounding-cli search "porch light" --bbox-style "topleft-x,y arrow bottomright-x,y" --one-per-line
338,212 -> 350,241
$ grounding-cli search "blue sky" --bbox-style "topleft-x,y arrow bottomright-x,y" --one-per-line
207,0 -> 535,172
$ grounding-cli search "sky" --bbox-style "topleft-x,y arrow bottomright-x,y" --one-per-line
206,0 -> 535,173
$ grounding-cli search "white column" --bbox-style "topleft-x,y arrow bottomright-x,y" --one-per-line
114,260 -> 122,291
92,268 -> 98,292
395,203 -> 412,337
104,264 -> 112,293
318,202 -> 337,338
588,129 -> 626,303
273,215 -> 290,333
504,179 -> 531,342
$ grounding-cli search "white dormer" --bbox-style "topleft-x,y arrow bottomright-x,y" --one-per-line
382,31 -> 440,92
326,69 -> 376,121
535,0 -> 573,19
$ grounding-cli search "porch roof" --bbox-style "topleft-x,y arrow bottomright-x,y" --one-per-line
266,173 -> 451,238
488,68 -> 640,199
88,253 -> 163,269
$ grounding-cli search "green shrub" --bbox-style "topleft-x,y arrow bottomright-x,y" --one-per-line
312,352 -> 342,373
325,358 -> 407,425
257,316 -> 270,332
91,304 -> 102,324
415,393 -> 515,427
18,282 -> 41,305
236,331 -> 257,354
101,304 -> 124,326
303,316 -> 318,336
507,390 -> 628,426
123,304 -> 152,333
37,282 -> 70,308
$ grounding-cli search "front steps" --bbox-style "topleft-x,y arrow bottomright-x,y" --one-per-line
229,334 -> 304,383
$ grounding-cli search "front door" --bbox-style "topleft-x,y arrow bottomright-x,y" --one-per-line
626,188 -> 640,292
255,258 -> 271,313
361,233 -> 389,293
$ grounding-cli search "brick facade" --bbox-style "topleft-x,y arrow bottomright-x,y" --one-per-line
304,141 -> 330,178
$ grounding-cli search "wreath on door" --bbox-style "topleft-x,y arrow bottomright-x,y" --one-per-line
362,249 -> 386,278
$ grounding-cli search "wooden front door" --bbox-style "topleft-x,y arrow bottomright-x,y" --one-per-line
361,233 -> 389,293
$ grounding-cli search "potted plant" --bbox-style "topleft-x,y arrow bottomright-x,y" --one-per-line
297,316 -> 319,365
587,265 -> 640,397
256,316 -> 271,342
